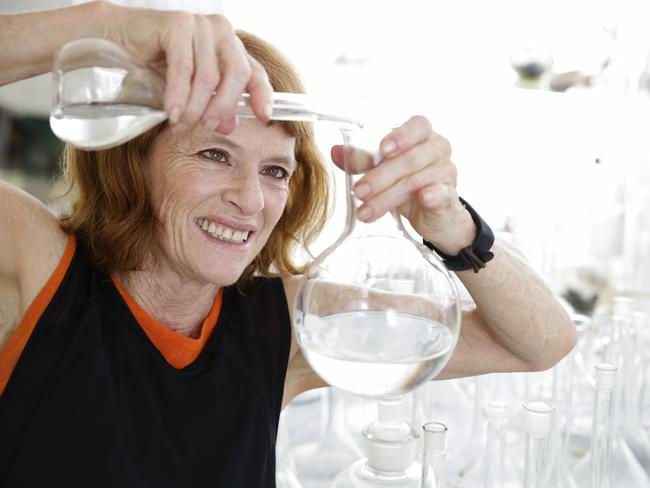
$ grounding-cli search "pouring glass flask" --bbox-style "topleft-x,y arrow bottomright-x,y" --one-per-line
294,124 -> 461,399
49,37 -> 360,150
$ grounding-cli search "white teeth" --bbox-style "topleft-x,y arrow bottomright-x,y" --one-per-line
196,218 -> 250,244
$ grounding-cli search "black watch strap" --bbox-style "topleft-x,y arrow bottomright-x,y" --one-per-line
423,197 -> 495,273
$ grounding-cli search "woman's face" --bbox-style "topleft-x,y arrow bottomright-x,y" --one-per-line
146,118 -> 296,286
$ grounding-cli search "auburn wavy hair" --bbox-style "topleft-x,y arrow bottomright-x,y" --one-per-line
55,31 -> 331,286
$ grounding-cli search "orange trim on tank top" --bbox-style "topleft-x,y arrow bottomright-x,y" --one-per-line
111,278 -> 223,369
0,234 -> 77,396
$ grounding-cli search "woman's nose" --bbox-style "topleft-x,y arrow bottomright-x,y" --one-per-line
221,171 -> 264,216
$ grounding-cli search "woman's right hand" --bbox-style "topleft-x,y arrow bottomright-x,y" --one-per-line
104,2 -> 273,134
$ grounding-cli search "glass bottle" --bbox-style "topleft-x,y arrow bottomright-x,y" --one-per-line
291,387 -> 363,486
621,311 -> 650,473
276,410 -> 303,488
593,363 -> 617,488
421,422 -> 448,488
523,399 -> 555,488
572,363 -> 650,487
448,376 -> 487,483
547,343 -> 579,487
294,124 -> 461,399
332,396 -> 424,488
457,397 -> 520,488
50,37 -> 360,150
568,313 -> 596,445
483,400 -> 510,488
412,378 -> 473,476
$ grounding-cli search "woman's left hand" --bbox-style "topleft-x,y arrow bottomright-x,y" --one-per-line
330,115 -> 476,256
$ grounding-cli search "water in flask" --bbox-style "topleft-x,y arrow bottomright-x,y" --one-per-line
300,310 -> 455,398
51,103 -> 167,150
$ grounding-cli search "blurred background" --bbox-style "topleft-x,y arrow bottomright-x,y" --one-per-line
4,0 -> 650,298
3,1 -> 650,486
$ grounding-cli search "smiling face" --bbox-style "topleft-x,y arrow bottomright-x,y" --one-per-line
145,119 -> 296,287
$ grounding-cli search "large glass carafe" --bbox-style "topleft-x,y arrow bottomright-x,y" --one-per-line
294,125 -> 461,399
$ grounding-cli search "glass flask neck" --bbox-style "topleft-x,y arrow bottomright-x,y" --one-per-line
592,384 -> 616,488
549,353 -> 579,487
484,401 -> 508,488
342,167 -> 410,242
421,422 -> 447,488
363,397 -> 419,475
523,400 -> 555,488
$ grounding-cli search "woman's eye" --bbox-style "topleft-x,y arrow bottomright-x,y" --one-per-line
263,166 -> 290,180
199,149 -> 228,163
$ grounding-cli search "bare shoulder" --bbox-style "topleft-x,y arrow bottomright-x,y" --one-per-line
0,180 -> 68,348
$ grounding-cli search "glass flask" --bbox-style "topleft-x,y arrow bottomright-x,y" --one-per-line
547,343 -> 579,487
572,363 -> 650,488
457,397 -> 520,488
332,396 -> 424,488
276,410 -> 303,488
483,401 -> 510,488
294,124 -> 461,399
454,375 -> 521,488
621,311 -> 650,473
412,378 -> 472,475
451,375 -> 493,485
50,37 -> 360,150
523,399 -> 555,488
291,387 -> 363,487
421,422 -> 448,488
569,314 -> 596,447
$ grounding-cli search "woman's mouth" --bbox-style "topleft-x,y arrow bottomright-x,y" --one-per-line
195,218 -> 251,244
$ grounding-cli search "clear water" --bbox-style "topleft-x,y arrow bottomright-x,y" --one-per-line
300,310 -> 455,398
50,104 -> 167,151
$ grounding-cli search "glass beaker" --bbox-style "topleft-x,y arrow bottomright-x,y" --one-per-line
293,124 -> 461,399
49,37 -> 361,150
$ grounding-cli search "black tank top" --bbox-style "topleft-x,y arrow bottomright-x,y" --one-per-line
0,238 -> 291,487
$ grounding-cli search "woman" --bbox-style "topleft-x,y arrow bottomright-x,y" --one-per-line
0,2 -> 576,487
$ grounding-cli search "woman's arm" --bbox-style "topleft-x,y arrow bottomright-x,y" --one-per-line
437,237 -> 575,379
281,241 -> 576,406
330,116 -> 576,375
0,1 -> 272,130
0,2 -> 111,86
